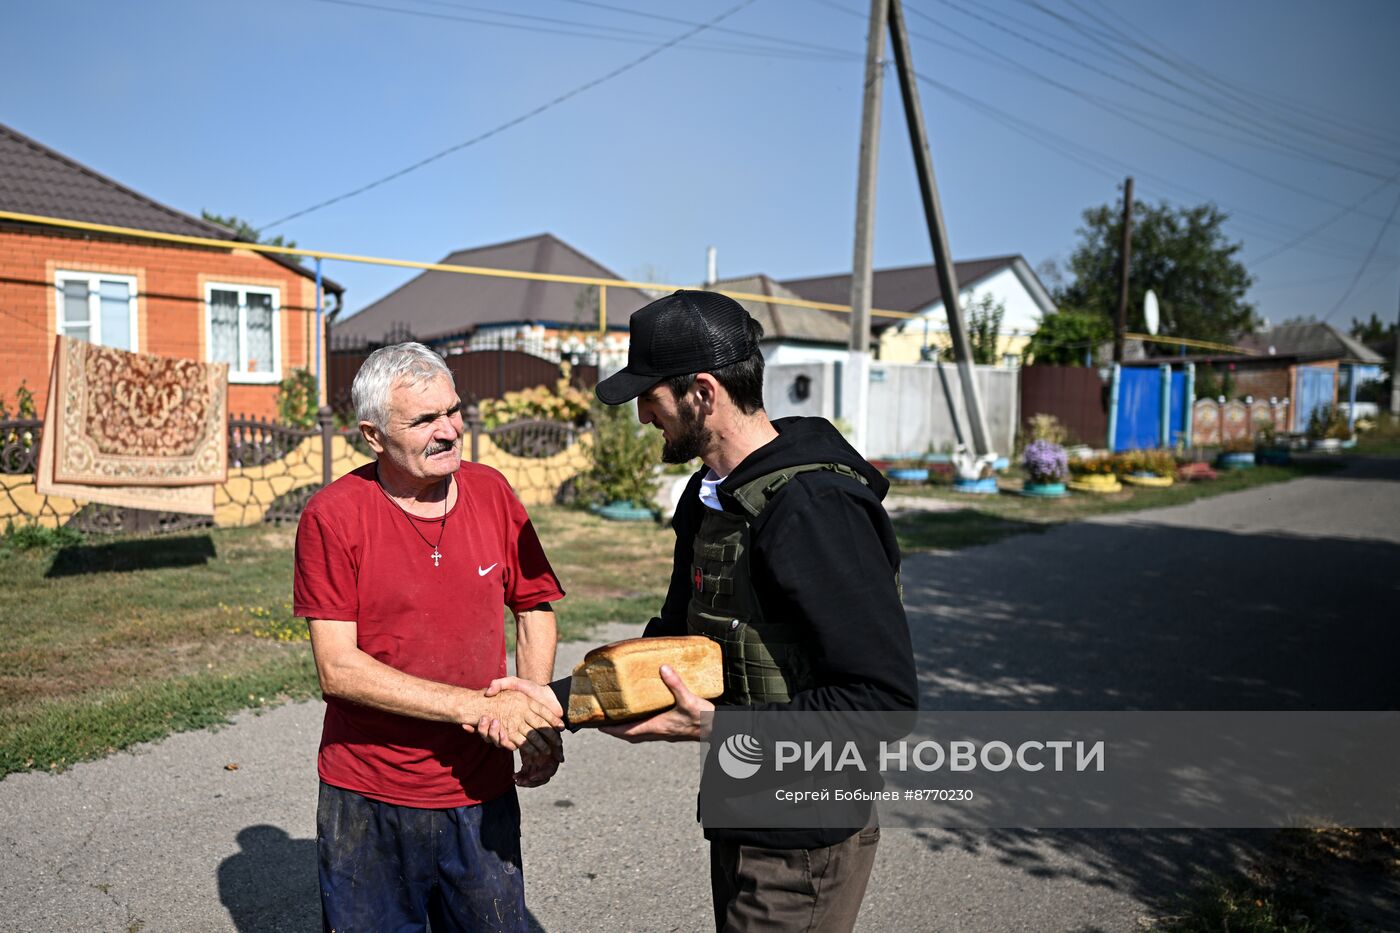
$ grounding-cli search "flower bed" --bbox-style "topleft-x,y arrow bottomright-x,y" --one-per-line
1069,473 -> 1122,494
1021,439 -> 1068,498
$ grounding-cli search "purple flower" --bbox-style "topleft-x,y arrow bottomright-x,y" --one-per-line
1022,439 -> 1068,484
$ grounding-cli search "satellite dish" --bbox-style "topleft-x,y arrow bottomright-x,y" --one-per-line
1144,289 -> 1160,336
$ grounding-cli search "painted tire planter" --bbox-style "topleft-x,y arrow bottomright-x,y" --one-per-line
1121,473 -> 1174,488
1256,447 -> 1292,466
1216,451 -> 1256,470
1068,474 -> 1121,494
589,501 -> 655,522
888,467 -> 930,484
952,476 -> 999,495
1020,481 -> 1067,498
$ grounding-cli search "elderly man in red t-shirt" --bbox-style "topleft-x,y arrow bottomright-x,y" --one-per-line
294,342 -> 566,932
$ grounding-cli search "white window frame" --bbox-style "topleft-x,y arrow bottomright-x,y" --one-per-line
54,271 -> 139,350
204,282 -> 282,384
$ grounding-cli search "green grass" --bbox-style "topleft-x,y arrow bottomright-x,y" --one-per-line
892,461 -> 1336,552
1353,412 -> 1400,456
1354,435 -> 1400,457
0,508 -> 674,776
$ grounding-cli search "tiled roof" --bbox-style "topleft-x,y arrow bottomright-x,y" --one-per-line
781,255 -> 1022,327
0,121 -> 342,293
710,274 -> 854,346
334,233 -> 655,342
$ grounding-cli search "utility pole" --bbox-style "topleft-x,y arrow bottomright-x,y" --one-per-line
845,0 -> 889,456
1113,176 -> 1134,363
1391,285 -> 1400,416
886,0 -> 992,454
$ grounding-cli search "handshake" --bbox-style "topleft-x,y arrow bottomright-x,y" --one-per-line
459,636 -> 727,788
463,676 -> 566,788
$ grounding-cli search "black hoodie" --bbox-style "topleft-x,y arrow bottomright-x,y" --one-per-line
645,417 -> 919,847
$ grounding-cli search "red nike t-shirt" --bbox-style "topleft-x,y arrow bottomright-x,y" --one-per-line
293,461 -> 564,808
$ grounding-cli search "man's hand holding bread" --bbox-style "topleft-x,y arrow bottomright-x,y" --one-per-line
600,664 -> 714,743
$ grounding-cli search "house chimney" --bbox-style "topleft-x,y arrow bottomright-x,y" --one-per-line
705,246 -> 717,288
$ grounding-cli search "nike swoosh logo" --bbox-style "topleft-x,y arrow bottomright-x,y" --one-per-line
478,563 -> 498,577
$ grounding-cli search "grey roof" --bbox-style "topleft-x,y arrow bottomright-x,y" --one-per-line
711,274 -> 854,347
335,233 -> 655,342
1238,322 -> 1384,364
781,256 -> 1024,330
0,122 -> 342,293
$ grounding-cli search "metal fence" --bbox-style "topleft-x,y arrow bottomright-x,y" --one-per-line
328,334 -> 603,414
1019,365 -> 1109,448
0,409 -> 588,535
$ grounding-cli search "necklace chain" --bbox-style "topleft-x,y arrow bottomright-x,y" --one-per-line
376,473 -> 449,567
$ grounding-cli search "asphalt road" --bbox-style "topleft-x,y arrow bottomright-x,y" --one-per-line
2,456 -> 1397,932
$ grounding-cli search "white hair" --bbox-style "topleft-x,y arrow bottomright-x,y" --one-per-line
351,342 -> 453,431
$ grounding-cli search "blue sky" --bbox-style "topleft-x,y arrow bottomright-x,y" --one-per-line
7,0 -> 1399,331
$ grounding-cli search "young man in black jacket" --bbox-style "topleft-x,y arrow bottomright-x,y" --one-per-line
595,290 -> 918,932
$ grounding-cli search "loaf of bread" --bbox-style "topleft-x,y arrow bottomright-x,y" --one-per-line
567,636 -> 724,725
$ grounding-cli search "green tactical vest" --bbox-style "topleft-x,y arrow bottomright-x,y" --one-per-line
685,462 -> 876,706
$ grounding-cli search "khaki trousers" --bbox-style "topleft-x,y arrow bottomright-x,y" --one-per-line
709,825 -> 880,933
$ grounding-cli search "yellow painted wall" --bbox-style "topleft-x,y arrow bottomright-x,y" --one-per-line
879,329 -> 1030,365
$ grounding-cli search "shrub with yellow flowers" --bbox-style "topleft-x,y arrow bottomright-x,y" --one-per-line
479,364 -> 591,429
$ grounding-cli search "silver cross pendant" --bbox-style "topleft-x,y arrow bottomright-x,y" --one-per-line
431,547 -> 442,568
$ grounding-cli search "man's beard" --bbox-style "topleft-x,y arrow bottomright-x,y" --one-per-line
661,396 -> 710,464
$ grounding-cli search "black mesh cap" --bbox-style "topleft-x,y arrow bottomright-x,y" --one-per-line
595,290 -> 757,405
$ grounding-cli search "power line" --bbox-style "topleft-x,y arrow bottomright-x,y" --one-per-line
896,0 -> 1398,227
545,0 -> 860,59
301,0 -> 819,58
1075,0 -> 1400,153
257,0 -> 761,231
1251,268 -> 1392,292
921,0 -> 1400,184
1020,0 -> 1400,167
906,68 -> 1397,264
1324,187 -> 1400,321
1249,169 -> 1400,266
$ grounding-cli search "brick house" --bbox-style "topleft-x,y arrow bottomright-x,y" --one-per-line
0,122 -> 343,421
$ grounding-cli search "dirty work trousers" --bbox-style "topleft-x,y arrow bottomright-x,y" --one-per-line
709,823 -> 881,932
316,782 -> 526,933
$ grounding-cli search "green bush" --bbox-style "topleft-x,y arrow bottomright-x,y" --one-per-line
1,520 -> 84,553
275,368 -> 319,429
1305,403 -> 1349,440
574,402 -> 662,510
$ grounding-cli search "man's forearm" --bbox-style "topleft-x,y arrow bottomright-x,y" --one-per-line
315,639 -> 491,724
514,606 -> 557,683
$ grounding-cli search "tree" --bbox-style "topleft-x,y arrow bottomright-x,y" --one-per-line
965,294 -> 1005,365
1351,313 -> 1397,347
1024,309 -> 1112,366
201,211 -> 298,251
1056,198 -> 1258,347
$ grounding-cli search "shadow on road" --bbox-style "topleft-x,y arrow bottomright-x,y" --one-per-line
216,824 -> 551,932
1307,454 -> 1400,482
905,521 -> 1400,712
217,825 -> 318,933
899,517 -> 1400,927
